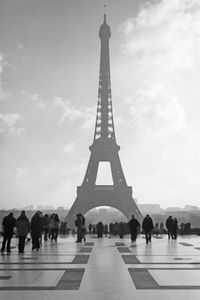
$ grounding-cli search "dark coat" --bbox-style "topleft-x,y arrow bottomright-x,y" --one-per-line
142,216 -> 154,233
31,213 -> 42,238
166,217 -> 174,231
16,215 -> 30,237
96,222 -> 104,235
2,214 -> 16,236
128,218 -> 140,233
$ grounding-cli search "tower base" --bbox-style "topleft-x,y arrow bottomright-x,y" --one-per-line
65,185 -> 143,229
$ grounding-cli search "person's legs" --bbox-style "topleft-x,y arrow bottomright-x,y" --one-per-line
6,236 -> 12,252
149,232 -> 152,243
1,235 -> 7,252
145,233 -> 148,244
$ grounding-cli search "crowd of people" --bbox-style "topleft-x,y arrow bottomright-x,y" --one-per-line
74,213 -> 181,245
0,210 -> 64,254
0,210 -> 187,254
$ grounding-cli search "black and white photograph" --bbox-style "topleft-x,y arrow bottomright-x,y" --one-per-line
1,0 -> 200,299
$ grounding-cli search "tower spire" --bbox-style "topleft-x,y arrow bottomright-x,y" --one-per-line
104,4 -> 107,22
93,11 -> 115,142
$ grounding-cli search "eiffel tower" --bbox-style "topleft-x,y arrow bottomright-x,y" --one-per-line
65,13 -> 142,229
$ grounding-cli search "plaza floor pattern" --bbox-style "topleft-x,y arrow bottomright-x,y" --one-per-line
0,234 -> 200,299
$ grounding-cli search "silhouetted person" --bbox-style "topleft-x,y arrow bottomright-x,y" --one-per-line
75,213 -> 83,243
166,216 -> 174,240
31,211 -> 42,250
159,222 -> 164,235
80,214 -> 86,242
1,212 -> 16,253
53,214 -> 60,242
16,210 -> 30,254
104,224 -> 108,235
60,221 -> 67,235
92,224 -> 96,234
88,223 -> 93,234
42,214 -> 50,241
118,222 -> 125,239
109,223 -> 114,235
142,214 -> 154,244
154,223 -> 159,236
171,218 -> 178,239
48,213 -> 55,241
128,215 -> 140,243
96,221 -> 104,238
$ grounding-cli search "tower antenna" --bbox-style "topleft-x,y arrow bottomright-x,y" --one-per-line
104,4 -> 106,14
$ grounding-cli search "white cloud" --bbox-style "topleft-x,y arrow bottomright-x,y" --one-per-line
63,141 -> 75,153
53,96 -> 95,129
127,82 -> 186,139
0,113 -> 25,137
119,0 -> 200,73
30,93 -> 46,108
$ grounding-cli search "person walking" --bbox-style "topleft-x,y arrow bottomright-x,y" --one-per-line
171,218 -> 178,239
42,214 -> 50,241
15,210 -> 30,254
142,214 -> 154,244
166,216 -> 174,240
128,215 -> 140,243
1,212 -> 16,254
31,211 -> 42,251
53,214 -> 60,242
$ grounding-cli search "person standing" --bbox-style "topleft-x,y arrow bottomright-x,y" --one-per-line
166,216 -> 174,240
128,215 -> 140,243
96,221 -> 104,238
48,213 -> 55,241
42,214 -> 50,241
75,213 -> 83,243
1,212 -> 16,254
80,214 -> 86,242
142,214 -> 154,244
172,218 -> 178,240
31,211 -> 42,251
15,211 -> 30,254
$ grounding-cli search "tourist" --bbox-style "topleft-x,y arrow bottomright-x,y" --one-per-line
88,223 -> 93,234
48,213 -> 55,241
80,214 -> 86,242
104,224 -> 108,235
118,222 -> 125,239
31,211 -> 42,251
128,215 -> 140,243
96,221 -> 104,238
53,213 -> 60,242
15,210 -> 30,254
171,218 -> 178,239
159,222 -> 164,235
75,213 -> 83,243
1,212 -> 16,254
142,214 -> 154,244
42,214 -> 50,241
166,216 -> 174,240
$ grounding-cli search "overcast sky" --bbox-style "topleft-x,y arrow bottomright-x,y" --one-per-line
0,0 -> 200,210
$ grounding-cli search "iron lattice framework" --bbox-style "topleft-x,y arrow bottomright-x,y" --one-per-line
65,14 -> 142,228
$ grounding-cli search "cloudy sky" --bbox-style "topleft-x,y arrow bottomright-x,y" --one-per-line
1,0 -> 200,210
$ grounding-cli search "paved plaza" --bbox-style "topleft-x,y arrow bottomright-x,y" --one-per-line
0,234 -> 200,299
